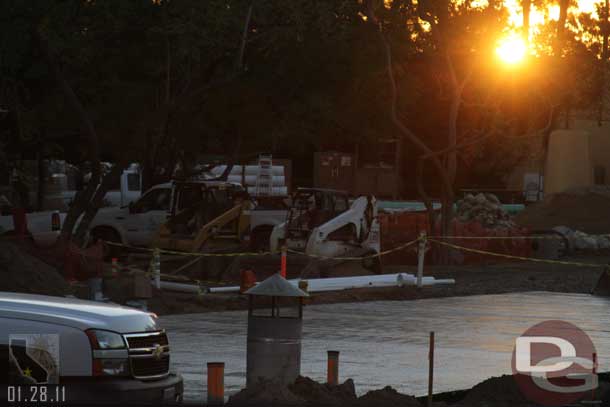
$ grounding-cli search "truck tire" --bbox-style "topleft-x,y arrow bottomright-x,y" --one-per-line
90,227 -> 123,260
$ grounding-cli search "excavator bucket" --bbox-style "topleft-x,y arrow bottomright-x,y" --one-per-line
592,267 -> 610,296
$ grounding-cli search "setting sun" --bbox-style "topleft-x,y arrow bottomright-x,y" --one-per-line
495,35 -> 527,64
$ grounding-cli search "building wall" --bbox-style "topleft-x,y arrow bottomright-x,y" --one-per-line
544,129 -> 592,194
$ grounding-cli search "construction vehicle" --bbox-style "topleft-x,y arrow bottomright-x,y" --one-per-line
151,181 -> 253,253
269,188 -> 382,273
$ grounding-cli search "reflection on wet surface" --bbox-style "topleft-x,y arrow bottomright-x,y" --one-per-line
160,292 -> 610,401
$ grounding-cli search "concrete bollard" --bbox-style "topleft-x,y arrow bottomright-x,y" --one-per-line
207,362 -> 225,405
327,350 -> 339,386
280,245 -> 287,278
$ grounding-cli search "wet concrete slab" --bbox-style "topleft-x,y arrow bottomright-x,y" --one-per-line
160,292 -> 610,401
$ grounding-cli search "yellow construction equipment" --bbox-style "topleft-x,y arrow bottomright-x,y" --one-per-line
152,181 -> 252,253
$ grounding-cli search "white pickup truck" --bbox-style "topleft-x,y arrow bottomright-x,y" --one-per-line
88,181 -> 288,250
0,210 -> 66,247
0,292 -> 183,403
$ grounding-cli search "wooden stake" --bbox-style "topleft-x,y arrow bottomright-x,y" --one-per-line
428,331 -> 435,407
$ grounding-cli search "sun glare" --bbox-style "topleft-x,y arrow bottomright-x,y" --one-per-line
496,35 -> 527,64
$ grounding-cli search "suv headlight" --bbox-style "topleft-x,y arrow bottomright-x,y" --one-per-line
85,329 -> 130,376
86,329 -> 126,349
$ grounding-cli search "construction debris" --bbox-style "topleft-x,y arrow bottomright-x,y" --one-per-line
552,226 -> 610,252
456,193 -> 515,229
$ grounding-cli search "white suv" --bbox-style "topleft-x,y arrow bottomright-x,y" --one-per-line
0,292 -> 183,403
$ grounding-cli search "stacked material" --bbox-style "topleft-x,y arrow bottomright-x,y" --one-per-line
553,226 -> 610,251
455,193 -> 515,229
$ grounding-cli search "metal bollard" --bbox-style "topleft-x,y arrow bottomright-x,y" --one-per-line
280,245 -> 287,278
327,350 -> 339,386
207,362 -> 225,405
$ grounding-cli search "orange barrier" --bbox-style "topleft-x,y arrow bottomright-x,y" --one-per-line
207,362 -> 225,405
239,269 -> 257,293
378,212 -> 532,265
327,350 -> 339,386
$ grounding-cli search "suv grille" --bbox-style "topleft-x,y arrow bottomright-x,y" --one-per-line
125,332 -> 169,349
131,355 -> 170,377
124,331 -> 170,379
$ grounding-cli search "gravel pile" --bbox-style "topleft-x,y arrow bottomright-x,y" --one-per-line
456,193 -> 515,229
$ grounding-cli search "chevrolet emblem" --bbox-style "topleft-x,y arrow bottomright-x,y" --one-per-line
152,344 -> 164,361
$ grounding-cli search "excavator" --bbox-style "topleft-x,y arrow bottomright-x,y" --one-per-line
269,188 -> 382,274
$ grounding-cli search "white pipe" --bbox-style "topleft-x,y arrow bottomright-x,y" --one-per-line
159,281 -> 201,293
157,273 -> 455,294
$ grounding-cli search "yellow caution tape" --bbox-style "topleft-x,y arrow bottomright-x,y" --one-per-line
426,235 -> 577,240
427,238 -> 607,268
287,238 -> 420,261
104,241 -> 277,257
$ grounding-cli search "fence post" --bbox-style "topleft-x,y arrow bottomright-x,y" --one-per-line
207,362 -> 225,405
417,232 -> 427,288
428,331 -> 435,407
327,350 -> 339,386
280,244 -> 287,278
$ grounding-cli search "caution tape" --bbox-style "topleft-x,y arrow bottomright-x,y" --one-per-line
427,238 -> 608,268
426,235 -> 570,240
287,238 -> 420,261
104,241 -> 278,257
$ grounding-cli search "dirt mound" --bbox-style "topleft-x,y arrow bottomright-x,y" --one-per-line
227,378 -> 305,406
455,375 -> 531,407
289,376 -> 357,405
358,386 -> 421,407
516,190 -> 610,234
0,241 -> 68,296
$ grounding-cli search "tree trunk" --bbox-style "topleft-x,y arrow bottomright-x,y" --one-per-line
555,0 -> 569,56
36,30 -> 101,242
72,164 -> 124,245
36,145 -> 45,211
522,0 -> 531,43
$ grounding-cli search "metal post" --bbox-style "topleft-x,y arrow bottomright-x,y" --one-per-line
152,248 -> 161,289
280,244 -> 287,278
327,350 -> 339,386
591,352 -> 597,401
428,331 -> 435,407
417,232 -> 427,288
207,362 -> 225,405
